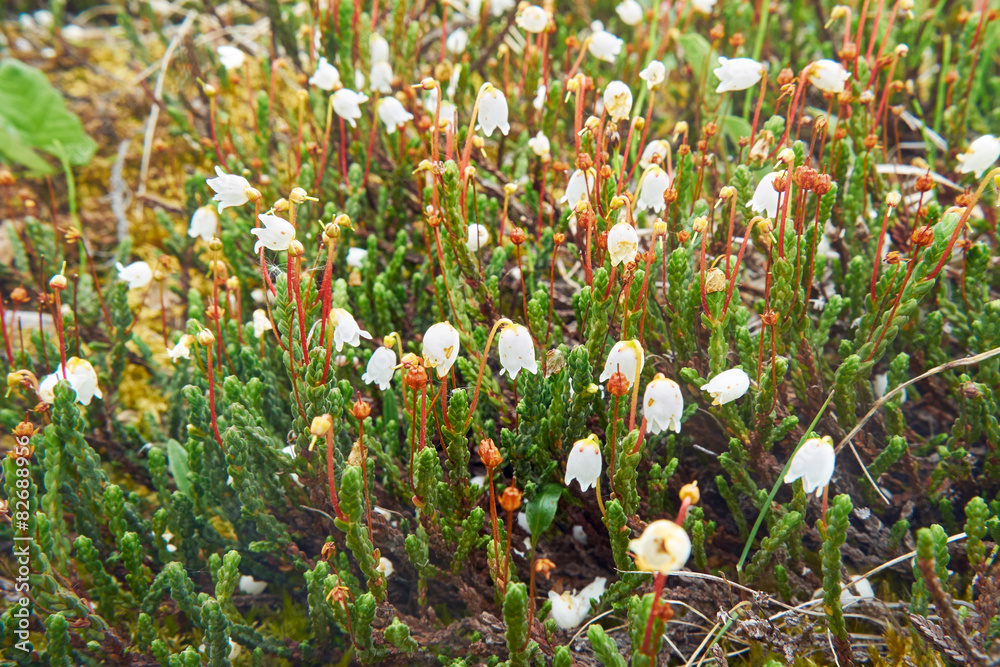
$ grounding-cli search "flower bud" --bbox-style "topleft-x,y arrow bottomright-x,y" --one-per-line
478,438 -> 503,468
273,198 -> 290,212
911,225 -> 934,247
49,274 -> 67,290
607,370 -> 630,397
654,219 -> 668,235
226,276 -> 239,291
310,413 -> 334,437
885,191 -> 901,207
499,485 -> 522,513
288,239 -> 305,256
504,182 -> 518,196
289,187 -> 309,204
705,267 -> 726,293
679,481 -> 700,505
209,237 -> 224,252
510,227 -> 526,245
691,217 -> 708,234
196,329 -> 216,346
352,399 -> 371,420
777,147 -> 796,164
718,186 -> 736,199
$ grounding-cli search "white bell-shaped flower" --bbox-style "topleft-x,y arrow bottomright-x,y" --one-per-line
347,247 -> 368,269
701,368 -> 750,405
446,28 -> 469,53
492,0 -> 516,15
252,309 -> 272,338
217,45 -> 245,71
332,89 -> 369,128
548,577 -> 607,629
465,223 -> 489,253
603,81 -> 633,123
498,323 -> 537,379
957,135 -> 1000,177
643,373 -> 683,434
476,83 -> 510,136
784,436 -> 836,497
329,308 -> 371,352
370,61 -> 394,94
588,25 -> 624,62
528,131 -> 550,157
363,346 -> 397,390
560,169 -> 593,205
616,0 -> 644,25
206,166 -> 252,212
747,171 -> 784,218
607,222 -> 639,266
167,334 -> 193,362
691,0 -> 716,13
116,261 -> 153,289
238,575 -> 268,595
713,57 -> 764,93
377,97 -> 413,134
422,321 -> 461,378
637,165 -> 671,213
639,139 -> 669,169
565,434 -> 602,492
251,213 -> 295,253
599,339 -> 644,386
629,520 -> 691,573
354,69 -> 366,91
808,59 -> 850,94
639,60 -> 666,89
532,83 -> 546,110
516,5 -> 549,33
38,357 -> 102,406
189,205 -> 218,242
370,34 -> 390,63
309,57 -> 341,91
377,557 -> 394,580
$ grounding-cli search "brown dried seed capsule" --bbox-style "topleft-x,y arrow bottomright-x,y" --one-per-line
607,370 -> 630,397
499,485 -> 522,513
728,32 -> 745,48
760,310 -> 779,326
709,23 -> 724,41
776,68 -> 794,86
352,399 -> 371,420
478,438 -> 503,469
510,226 -> 526,245
915,173 -> 935,192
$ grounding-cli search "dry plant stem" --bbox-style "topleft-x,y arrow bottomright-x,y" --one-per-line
315,96 -> 336,190
358,419 -> 373,537
338,118 -> 349,188
723,197 -> 737,276
207,96 -> 227,165
50,289 -> 67,377
362,93 -> 380,187
0,296 -> 15,366
625,90 -> 657,185
698,225 -> 710,314
636,249 -> 655,344
515,243 -> 530,332
523,551 -> 537,651
503,505 -> 513,595
748,72 -> 768,149
545,239 -> 561,342
775,168 -> 793,257
487,465 -> 502,586
408,390 -> 418,494
463,318 -> 512,431
318,240 -> 336,351
926,168 -> 1000,281
609,393 -> 620,492
536,162 -> 549,235
204,344 -> 226,453
917,555 -> 987,666
640,571 -> 666,656
324,430 -> 348,521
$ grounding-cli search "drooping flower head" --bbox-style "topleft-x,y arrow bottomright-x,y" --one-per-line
636,165 -> 671,213
189,205 -> 218,242
747,171 -> 784,219
516,5 -> 549,33
713,57 -> 764,93
588,22 -> 623,62
616,0 -> 644,26
251,213 -> 295,253
252,309 -> 272,338
784,435 -> 836,497
370,61 -> 394,94
116,261 -> 153,289
599,339 -> 644,386
629,520 -> 691,573
328,308 -> 372,352
639,60 -> 666,89
603,81 -> 633,123
643,373 -> 684,434
377,97 -> 413,134
956,135 -> 1000,177
363,346 -> 397,390
446,28 -> 469,53
422,321 -> 461,378
700,368 -> 750,405
607,222 -> 639,266
565,434 -> 602,492
498,323 -> 538,379
206,166 -> 253,212
548,577 -> 607,629
528,131 -> 551,157
808,59 -> 850,94
465,223 -> 489,253
217,45 -> 245,71
167,334 -> 193,362
38,357 -> 102,406
639,139 -> 670,169
309,57 -> 341,91
332,89 -> 369,128
476,83 -> 510,136
561,169 -> 594,206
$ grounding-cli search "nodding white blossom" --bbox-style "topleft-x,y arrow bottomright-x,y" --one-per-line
252,309 -> 272,339
377,97 -> 413,134
116,261 -> 153,289
643,373 -> 683,434
528,131 -> 551,157
599,339 -> 644,386
607,222 -> 639,266
217,45 -> 245,71
516,5 -> 549,33
956,135 -> 1000,177
329,308 -> 371,352
238,575 -> 268,595
347,247 -> 369,269
700,368 -> 751,405
784,436 -> 836,497
572,525 -> 588,544
498,323 -> 538,379
629,520 -> 691,573
747,171 -> 784,218
363,346 -> 397,390
476,83 -> 510,136
188,205 -> 218,242
548,577 -> 607,629
491,0 -> 516,15
446,28 -> 469,54
251,213 -> 295,253
637,165 -> 671,213
354,69 -> 366,91
713,57 -> 765,93
565,434 -> 602,492
616,0 -> 644,25
167,335 -> 193,362
639,60 -> 666,89
465,223 -> 490,253
377,557 -> 394,580
533,84 -> 547,110
422,321 -> 461,378
690,0 -> 717,13
447,66 -> 462,99
370,34 -> 390,64
561,169 -> 594,206
206,166 -> 252,212
588,23 -> 624,63
808,59 -> 850,94
332,88 -> 369,128
603,81 -> 633,123
309,57 -> 341,91
162,530 -> 177,553
38,357 -> 102,406
639,139 -> 670,169
370,61 -> 394,94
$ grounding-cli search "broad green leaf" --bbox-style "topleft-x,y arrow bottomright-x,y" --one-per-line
722,115 -> 753,145
166,439 -> 191,495
525,483 -> 562,547
0,58 -> 97,174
